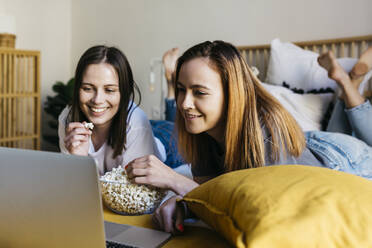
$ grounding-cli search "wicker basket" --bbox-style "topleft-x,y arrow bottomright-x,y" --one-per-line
0,33 -> 16,48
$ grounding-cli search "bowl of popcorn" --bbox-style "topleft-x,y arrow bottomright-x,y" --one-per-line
99,166 -> 166,215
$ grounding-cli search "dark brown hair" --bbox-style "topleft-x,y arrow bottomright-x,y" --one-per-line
69,45 -> 141,158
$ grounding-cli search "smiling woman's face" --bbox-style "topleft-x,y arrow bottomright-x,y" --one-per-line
176,57 -> 226,141
79,63 -> 121,129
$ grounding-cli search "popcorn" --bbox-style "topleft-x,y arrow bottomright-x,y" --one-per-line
100,166 -> 166,215
84,122 -> 94,130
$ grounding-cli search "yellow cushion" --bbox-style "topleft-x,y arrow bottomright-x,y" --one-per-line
182,165 -> 372,248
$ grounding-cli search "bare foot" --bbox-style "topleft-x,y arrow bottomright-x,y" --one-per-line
162,48 -> 179,99
349,46 -> 372,87
318,51 -> 365,108
162,48 -> 179,82
318,51 -> 351,89
349,62 -> 368,91
350,62 -> 368,80
351,47 -> 372,78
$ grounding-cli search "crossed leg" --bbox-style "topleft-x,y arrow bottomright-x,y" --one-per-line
318,51 -> 366,108
350,47 -> 372,80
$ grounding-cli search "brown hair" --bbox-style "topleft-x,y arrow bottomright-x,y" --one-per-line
175,41 -> 305,172
69,45 -> 141,158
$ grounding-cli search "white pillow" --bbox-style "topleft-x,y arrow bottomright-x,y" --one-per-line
266,39 -> 318,91
266,38 -> 371,94
261,82 -> 333,131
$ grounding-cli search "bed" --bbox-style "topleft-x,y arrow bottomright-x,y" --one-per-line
238,35 -> 372,132
237,35 -> 372,86
106,35 -> 372,248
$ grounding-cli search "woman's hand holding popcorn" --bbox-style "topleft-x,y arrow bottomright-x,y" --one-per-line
84,122 -> 94,130
64,122 -> 92,156
126,155 -> 198,196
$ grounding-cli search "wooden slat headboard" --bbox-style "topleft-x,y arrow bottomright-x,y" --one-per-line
237,35 -> 372,87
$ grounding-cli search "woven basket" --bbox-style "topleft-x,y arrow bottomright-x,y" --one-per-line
0,33 -> 16,48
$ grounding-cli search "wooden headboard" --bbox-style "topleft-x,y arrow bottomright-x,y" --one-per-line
237,35 -> 372,84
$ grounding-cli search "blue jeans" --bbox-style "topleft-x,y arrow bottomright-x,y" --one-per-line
305,131 -> 372,180
164,99 -> 177,122
327,99 -> 372,146
151,99 -> 184,168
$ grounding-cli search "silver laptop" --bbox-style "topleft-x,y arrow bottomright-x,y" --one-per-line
0,147 -> 171,248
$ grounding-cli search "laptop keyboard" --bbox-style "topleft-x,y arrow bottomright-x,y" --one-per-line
106,240 -> 139,248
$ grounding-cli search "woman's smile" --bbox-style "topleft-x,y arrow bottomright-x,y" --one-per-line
184,112 -> 203,120
88,106 -> 110,116
177,57 -> 226,139
79,63 -> 121,128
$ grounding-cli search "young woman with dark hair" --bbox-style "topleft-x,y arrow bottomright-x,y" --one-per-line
58,45 -> 165,175
125,40 -> 372,233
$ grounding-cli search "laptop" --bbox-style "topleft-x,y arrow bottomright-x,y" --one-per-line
0,147 -> 171,248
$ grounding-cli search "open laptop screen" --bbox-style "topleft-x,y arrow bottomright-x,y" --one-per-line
0,147 -> 106,248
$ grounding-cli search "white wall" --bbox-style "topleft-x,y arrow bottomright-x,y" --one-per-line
1,0 -> 72,150
71,0 -> 372,119
2,0 -> 372,151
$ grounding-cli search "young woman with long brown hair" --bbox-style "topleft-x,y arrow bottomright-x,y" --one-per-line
125,40 -> 372,233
